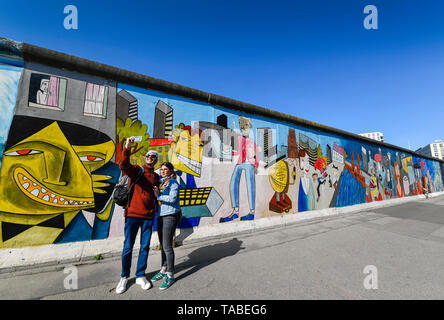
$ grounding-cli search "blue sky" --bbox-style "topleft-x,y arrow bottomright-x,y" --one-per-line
1,0 -> 443,151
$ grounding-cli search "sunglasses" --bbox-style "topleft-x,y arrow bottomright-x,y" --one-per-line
145,154 -> 157,159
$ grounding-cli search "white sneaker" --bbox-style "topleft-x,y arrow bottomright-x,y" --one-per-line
136,276 -> 152,290
116,277 -> 128,294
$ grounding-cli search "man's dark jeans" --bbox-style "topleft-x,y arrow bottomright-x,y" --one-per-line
121,217 -> 154,278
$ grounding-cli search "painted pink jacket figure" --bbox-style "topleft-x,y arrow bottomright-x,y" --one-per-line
233,135 -> 260,168
221,116 -> 259,223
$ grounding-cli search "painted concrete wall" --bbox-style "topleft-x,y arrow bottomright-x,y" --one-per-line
0,41 -> 443,249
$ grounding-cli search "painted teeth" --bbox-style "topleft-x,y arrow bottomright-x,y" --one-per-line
175,152 -> 202,174
19,173 -> 94,207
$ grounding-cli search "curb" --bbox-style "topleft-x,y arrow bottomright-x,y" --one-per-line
1,192 -> 443,274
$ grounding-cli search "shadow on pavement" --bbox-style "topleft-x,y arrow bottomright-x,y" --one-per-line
157,238 -> 244,282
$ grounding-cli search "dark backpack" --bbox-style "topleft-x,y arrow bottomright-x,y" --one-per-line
113,167 -> 144,208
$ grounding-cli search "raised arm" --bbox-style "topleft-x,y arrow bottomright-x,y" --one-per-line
119,137 -> 140,180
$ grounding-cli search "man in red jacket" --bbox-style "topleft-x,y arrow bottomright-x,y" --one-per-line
116,136 -> 160,294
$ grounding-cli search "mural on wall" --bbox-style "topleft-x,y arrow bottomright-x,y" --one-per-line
0,62 -> 443,249
113,84 -> 444,229
28,73 -> 67,111
0,67 -> 119,248
115,117 -> 150,166
221,116 -> 259,222
0,63 -> 22,166
268,159 -> 296,214
115,86 -> 224,229
0,115 -> 118,248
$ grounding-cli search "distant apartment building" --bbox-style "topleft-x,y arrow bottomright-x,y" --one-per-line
359,132 -> 384,142
416,140 -> 444,160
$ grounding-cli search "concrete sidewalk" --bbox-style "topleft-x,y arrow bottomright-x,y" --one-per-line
1,192 -> 443,274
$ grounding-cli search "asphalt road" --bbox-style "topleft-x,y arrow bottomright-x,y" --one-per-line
2,195 -> 444,300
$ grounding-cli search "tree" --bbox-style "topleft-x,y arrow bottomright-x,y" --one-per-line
115,117 -> 151,165
317,144 -> 323,159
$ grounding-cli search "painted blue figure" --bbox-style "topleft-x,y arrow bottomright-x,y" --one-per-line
297,149 -> 315,212
221,116 -> 259,222
334,169 -> 366,207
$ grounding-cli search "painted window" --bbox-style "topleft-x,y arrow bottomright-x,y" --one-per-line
84,83 -> 108,118
28,73 -> 67,111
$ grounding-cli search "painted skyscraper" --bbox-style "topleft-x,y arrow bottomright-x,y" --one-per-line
153,99 -> 173,138
116,89 -> 138,122
257,127 -> 276,164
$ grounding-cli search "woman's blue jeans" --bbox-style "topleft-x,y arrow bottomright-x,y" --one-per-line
121,217 -> 154,278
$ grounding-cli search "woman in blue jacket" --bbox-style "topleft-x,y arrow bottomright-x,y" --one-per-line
151,162 -> 181,290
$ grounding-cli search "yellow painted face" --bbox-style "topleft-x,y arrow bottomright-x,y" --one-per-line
72,141 -> 115,175
0,122 -> 115,215
168,129 -> 203,177
370,174 -> 379,198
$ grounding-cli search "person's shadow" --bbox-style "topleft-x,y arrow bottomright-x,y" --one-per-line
147,238 -> 244,282
117,238 -> 244,292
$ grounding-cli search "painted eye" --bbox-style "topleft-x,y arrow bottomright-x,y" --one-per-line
5,149 -> 42,156
79,155 -> 104,162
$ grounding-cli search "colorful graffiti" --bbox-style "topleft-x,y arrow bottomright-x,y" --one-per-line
0,58 -> 443,249
0,115 -> 118,248
0,63 -> 120,248
0,63 -> 22,163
